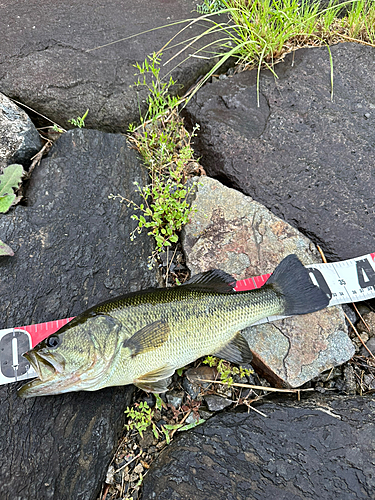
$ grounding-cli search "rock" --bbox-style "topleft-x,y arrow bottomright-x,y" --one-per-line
358,311 -> 375,336
184,43 -> 375,262
183,176 -> 354,387
343,365 -> 357,395
0,129 -> 158,500
142,396 -> 375,500
0,1 -> 225,132
0,92 -> 41,171
204,394 -> 233,412
166,391 -> 184,409
361,337 -> 375,358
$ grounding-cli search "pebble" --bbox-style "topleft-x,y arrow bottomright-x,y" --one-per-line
105,465 -> 115,485
182,377 -> 200,400
204,395 -> 233,412
342,304 -> 357,326
360,337 -> 375,357
166,391 -> 184,408
184,413 -> 200,425
199,410 -> 213,420
133,463 -> 144,475
364,374 -> 375,390
343,365 -> 357,395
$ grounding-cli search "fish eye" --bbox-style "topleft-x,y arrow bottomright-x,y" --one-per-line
45,335 -> 61,348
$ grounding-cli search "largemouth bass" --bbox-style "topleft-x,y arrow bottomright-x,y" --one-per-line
18,254 -> 329,398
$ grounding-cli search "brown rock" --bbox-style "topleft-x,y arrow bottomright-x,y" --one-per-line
183,177 -> 354,387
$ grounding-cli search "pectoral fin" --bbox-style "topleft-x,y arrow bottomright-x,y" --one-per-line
213,332 -> 253,364
134,365 -> 175,393
123,320 -> 170,358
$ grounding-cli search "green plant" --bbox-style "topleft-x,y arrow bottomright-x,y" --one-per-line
111,53 -> 201,268
203,355 -> 253,387
0,164 -> 24,257
68,108 -> 89,128
125,401 -> 159,439
197,0 -> 227,14
0,240 -> 14,257
160,0 -> 375,105
52,124 -> 65,133
0,164 -> 24,214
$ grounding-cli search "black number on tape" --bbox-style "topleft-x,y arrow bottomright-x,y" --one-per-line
356,259 -> 375,289
0,331 -> 30,378
308,268 -> 332,300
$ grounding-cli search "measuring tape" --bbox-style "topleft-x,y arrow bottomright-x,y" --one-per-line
1,252 -> 374,386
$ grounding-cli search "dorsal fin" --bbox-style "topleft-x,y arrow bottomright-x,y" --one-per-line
182,269 -> 236,294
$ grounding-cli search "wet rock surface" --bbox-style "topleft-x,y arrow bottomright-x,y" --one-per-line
183,176 -> 354,387
0,92 -> 41,171
0,129 -> 158,500
0,0 -> 222,132
142,395 -> 375,500
184,43 -> 375,262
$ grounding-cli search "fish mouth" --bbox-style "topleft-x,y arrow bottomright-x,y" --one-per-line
18,351 -> 77,398
24,350 -> 65,381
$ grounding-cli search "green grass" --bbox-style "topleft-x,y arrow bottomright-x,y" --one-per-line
162,0 -> 375,104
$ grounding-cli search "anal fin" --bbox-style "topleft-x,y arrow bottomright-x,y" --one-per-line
213,332 -> 253,365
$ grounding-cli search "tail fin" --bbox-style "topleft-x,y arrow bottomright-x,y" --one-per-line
266,254 -> 329,316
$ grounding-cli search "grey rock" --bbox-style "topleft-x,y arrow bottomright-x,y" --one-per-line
183,176 -> 354,387
0,129 -> 158,500
0,1 -> 226,132
343,364 -> 357,395
142,396 -> 375,500
184,43 -> 375,262
361,337 -> 375,358
342,304 -> 357,326
182,376 -> 200,400
204,394 -> 233,412
0,92 -> 41,170
166,391 -> 184,409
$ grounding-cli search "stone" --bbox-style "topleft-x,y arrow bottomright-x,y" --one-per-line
204,394 -> 233,412
184,43 -> 375,262
0,92 -> 41,171
361,337 -> 375,358
183,176 -> 354,387
166,391 -> 184,409
0,129 -> 158,500
142,396 -> 375,500
0,0 -> 225,132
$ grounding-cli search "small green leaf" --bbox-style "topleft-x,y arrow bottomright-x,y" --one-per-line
178,418 -> 206,432
0,164 -> 24,213
0,240 -> 14,256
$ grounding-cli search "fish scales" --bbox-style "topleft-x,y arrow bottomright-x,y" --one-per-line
91,287 -> 283,389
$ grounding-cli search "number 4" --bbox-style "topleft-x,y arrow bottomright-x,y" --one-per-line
356,259 -> 375,289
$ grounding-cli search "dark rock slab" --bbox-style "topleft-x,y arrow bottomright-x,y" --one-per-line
0,0 -> 224,132
184,43 -> 375,261
0,92 -> 41,171
0,129 -> 158,500
142,396 -> 375,500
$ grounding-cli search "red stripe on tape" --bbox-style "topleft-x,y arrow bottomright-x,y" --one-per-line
19,317 -> 75,347
234,273 -> 271,292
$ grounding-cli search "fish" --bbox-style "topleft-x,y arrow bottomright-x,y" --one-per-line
18,254 -> 329,398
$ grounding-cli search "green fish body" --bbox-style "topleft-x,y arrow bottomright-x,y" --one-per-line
18,255 -> 329,398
